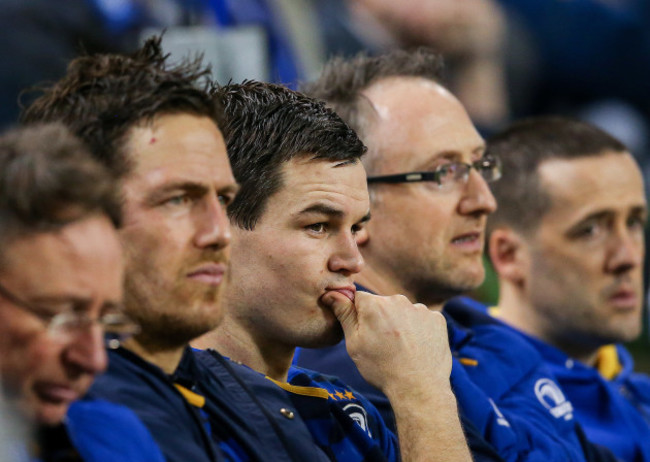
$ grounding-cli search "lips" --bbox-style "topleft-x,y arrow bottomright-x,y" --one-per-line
324,286 -> 356,302
34,382 -> 79,404
608,288 -> 640,311
187,262 -> 227,286
451,231 -> 483,251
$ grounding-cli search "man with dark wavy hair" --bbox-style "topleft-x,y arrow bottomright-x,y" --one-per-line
22,40 -> 340,462
195,80 -> 472,462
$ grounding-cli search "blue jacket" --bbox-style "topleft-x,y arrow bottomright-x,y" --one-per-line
197,349 -> 400,461
65,400 -> 166,462
83,344 -> 396,462
88,346 -> 358,462
296,289 -> 608,461
84,347 -> 224,462
286,365 -> 399,461
464,296 -> 650,462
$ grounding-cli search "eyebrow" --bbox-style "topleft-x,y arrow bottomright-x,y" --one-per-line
299,204 -> 345,218
145,181 -> 207,204
28,295 -> 125,313
298,205 -> 371,224
575,205 -> 647,225
416,145 -> 486,169
145,181 -> 239,206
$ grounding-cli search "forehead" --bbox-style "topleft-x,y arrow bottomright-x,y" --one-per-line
0,215 -> 122,295
123,113 -> 234,192
362,77 -> 484,172
539,151 -> 646,219
263,157 -> 370,220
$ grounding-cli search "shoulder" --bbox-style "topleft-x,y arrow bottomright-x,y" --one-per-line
67,399 -> 165,462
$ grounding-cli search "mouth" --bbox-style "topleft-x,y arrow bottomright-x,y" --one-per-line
608,289 -> 640,311
187,263 -> 227,286
34,383 -> 79,404
323,286 -> 356,302
451,232 -> 482,251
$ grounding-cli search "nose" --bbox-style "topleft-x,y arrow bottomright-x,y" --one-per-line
458,169 -> 497,217
194,195 -> 232,249
64,325 -> 108,375
328,232 -> 364,275
605,228 -> 643,275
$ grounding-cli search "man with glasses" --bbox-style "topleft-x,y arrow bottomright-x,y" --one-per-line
0,123 -> 161,460
483,117 -> 650,462
296,50 -> 616,461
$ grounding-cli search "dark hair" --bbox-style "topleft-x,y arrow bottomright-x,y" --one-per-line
301,48 -> 444,149
486,116 -> 628,235
0,123 -> 120,242
20,36 -> 222,178
214,80 -> 366,230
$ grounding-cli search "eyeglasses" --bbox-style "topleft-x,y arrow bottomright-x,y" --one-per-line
366,155 -> 502,190
0,280 -> 140,349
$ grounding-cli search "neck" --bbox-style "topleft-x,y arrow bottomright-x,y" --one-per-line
122,337 -> 186,375
498,280 -> 600,366
193,316 -> 295,381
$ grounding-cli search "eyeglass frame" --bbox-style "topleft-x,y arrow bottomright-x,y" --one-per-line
0,279 -> 140,349
366,155 -> 502,188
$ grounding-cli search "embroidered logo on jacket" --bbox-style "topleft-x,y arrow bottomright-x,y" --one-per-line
534,378 -> 573,420
343,403 -> 372,437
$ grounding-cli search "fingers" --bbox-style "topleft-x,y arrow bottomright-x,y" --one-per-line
321,290 -> 357,331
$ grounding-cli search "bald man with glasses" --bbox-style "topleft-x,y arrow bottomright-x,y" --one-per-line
296,49 -> 618,461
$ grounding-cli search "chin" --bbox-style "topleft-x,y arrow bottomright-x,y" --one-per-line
301,324 -> 344,349
35,403 -> 68,427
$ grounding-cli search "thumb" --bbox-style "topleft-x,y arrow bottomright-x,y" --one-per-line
321,290 -> 358,332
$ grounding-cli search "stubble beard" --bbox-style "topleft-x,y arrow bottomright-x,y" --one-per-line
123,268 -> 223,352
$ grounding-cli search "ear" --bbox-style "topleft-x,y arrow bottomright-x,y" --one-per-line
488,227 -> 530,286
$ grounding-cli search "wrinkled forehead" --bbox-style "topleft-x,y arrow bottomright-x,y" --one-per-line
540,151 -> 646,214
272,157 -> 370,217
361,77 -> 484,173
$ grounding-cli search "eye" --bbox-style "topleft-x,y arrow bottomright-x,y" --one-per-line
434,162 -> 462,184
218,193 -> 235,207
305,223 -> 327,234
574,222 -> 602,239
627,215 -> 646,231
351,222 -> 366,235
163,194 -> 191,207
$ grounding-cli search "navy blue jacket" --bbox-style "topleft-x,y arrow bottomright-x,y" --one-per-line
84,347 -> 224,462
296,289 -> 610,461
197,350 -> 400,461
461,296 -> 650,462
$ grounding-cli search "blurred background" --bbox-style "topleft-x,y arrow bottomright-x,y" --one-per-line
2,0 -> 649,369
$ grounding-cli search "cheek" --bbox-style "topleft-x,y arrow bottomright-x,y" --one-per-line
1,332 -> 56,393
121,224 -> 185,269
25,340 -> 62,380
545,243 -> 602,276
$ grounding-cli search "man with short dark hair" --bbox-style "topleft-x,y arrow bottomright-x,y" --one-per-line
296,50 -> 614,461
194,80 -> 473,462
484,116 -> 650,462
0,122 -> 161,461
22,40 -> 332,462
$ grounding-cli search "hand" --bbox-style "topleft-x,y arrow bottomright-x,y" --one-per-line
322,291 -> 452,396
